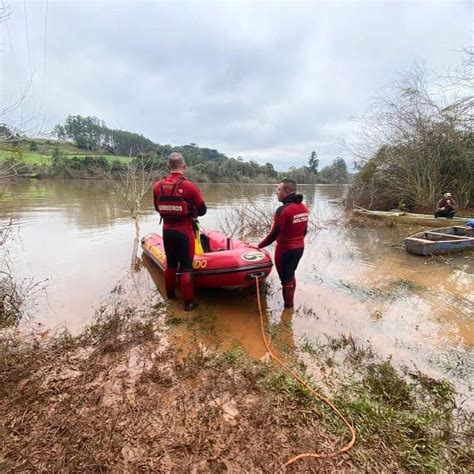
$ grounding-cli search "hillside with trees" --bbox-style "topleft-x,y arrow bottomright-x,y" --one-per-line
1,117 -> 349,184
53,115 -> 281,182
0,118 -> 280,182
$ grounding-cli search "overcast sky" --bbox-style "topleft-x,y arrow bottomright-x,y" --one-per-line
1,0 -> 472,169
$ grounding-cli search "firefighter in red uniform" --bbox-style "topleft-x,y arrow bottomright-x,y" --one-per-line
258,179 -> 308,308
153,153 -> 207,311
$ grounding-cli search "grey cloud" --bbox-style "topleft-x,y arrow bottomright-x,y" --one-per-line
2,1 -> 471,169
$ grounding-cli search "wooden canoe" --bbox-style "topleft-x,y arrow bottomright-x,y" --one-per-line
353,209 -> 474,228
404,226 -> 474,256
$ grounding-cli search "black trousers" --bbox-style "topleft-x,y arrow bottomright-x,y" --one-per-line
163,229 -> 194,271
275,247 -> 304,285
434,210 -> 455,218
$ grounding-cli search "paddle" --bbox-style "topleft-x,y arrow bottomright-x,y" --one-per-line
193,220 -> 204,255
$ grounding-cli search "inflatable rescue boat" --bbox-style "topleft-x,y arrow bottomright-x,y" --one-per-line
141,230 -> 273,290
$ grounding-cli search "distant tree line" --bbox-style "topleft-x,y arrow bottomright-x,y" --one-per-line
1,116 -> 351,184
52,115 -> 282,182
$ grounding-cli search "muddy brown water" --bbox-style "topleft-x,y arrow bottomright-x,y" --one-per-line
1,179 -> 473,397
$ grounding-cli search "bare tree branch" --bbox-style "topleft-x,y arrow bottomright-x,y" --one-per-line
347,53 -> 473,211
100,151 -> 161,268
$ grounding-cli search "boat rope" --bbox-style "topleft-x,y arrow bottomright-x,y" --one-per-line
253,276 -> 356,467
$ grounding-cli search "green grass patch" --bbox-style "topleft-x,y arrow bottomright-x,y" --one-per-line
0,149 -> 132,166
337,277 -> 424,302
0,150 -> 51,165
290,333 -> 471,472
363,361 -> 413,409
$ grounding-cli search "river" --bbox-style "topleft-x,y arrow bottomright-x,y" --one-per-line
1,179 -> 472,397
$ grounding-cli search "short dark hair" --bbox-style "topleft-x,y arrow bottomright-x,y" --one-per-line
280,178 -> 297,193
168,152 -> 185,170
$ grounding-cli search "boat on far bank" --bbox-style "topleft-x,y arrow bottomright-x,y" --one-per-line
404,226 -> 474,256
353,208 -> 474,228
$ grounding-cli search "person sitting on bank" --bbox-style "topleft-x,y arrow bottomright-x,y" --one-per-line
434,193 -> 458,219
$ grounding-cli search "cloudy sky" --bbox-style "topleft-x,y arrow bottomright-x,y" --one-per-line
1,0 -> 472,169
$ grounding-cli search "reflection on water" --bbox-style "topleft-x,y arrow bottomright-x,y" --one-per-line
1,179 -> 473,391
142,254 -> 271,359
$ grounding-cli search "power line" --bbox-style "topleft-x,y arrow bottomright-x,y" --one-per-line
22,0 -> 33,81
40,0 -> 49,134
43,0 -> 48,102
1,0 -> 23,123
22,0 -> 38,131
1,1 -> 19,89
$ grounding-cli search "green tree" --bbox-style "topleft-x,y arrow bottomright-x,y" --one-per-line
319,157 -> 349,184
61,115 -> 104,150
264,162 -> 278,178
53,124 -> 67,141
307,151 -> 319,174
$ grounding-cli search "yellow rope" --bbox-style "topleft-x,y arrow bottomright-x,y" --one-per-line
254,276 -> 356,467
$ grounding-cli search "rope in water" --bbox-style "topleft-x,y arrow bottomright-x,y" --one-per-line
253,276 -> 356,467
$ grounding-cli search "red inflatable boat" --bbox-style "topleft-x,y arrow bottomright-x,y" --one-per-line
141,230 -> 273,290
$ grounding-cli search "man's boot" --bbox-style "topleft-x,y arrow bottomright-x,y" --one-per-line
282,284 -> 295,308
181,271 -> 198,311
184,301 -> 199,311
165,267 -> 177,299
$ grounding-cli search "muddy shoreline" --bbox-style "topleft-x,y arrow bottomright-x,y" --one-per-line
1,302 -> 471,472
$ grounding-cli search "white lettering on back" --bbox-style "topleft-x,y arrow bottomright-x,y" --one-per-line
292,212 -> 308,224
158,205 -> 183,212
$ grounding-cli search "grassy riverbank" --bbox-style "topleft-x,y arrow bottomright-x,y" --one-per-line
1,303 -> 470,472
0,149 -> 131,166
0,136 -> 280,183
0,141 -> 133,180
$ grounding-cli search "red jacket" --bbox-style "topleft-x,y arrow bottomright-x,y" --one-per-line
153,172 -> 206,232
258,193 -> 308,251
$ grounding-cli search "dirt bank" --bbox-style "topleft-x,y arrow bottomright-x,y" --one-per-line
1,305 -> 471,472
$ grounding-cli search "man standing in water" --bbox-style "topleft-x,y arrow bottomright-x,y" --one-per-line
258,179 -> 308,308
153,152 -> 207,311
